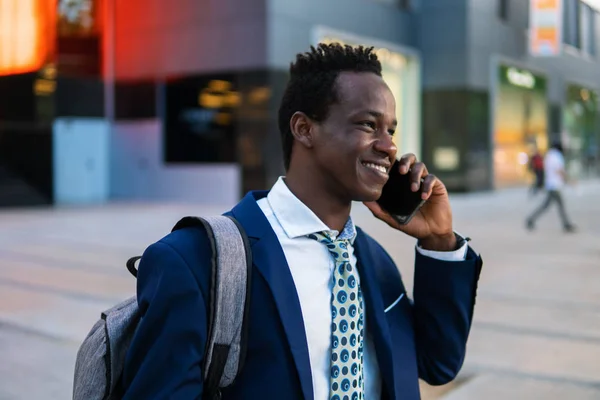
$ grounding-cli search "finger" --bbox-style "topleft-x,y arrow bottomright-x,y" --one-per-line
420,174 -> 437,199
398,153 -> 417,174
409,162 -> 429,192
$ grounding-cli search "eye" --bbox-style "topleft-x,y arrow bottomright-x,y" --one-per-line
387,129 -> 396,136
358,121 -> 376,130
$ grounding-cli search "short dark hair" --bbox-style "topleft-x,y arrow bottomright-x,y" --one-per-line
551,140 -> 564,153
278,43 -> 383,170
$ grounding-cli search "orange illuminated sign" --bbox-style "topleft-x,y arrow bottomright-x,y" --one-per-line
535,0 -> 559,9
529,0 -> 562,56
0,0 -> 54,76
531,27 -> 560,54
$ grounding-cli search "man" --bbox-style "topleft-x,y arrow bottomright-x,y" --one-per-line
526,141 -> 576,233
122,44 -> 483,400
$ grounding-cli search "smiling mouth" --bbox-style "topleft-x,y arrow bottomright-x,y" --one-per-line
361,162 -> 388,175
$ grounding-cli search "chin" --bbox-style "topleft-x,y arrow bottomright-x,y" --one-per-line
352,185 -> 383,203
353,165 -> 388,202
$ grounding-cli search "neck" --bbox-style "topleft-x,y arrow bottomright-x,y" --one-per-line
284,167 -> 352,233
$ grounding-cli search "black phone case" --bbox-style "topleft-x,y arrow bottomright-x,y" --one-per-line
376,161 -> 427,225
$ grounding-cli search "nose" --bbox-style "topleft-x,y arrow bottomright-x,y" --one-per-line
373,131 -> 397,162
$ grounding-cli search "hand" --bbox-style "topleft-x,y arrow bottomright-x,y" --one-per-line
363,154 -> 456,251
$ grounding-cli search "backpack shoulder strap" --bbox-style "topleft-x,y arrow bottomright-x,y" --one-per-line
172,215 -> 252,400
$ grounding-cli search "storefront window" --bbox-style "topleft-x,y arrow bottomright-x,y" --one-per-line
164,74 -> 239,163
163,71 -> 272,166
494,65 -> 548,188
563,84 -> 599,178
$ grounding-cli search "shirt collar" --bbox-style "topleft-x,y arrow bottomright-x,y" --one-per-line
266,177 -> 357,244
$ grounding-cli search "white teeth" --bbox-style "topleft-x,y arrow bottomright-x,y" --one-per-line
363,162 -> 387,174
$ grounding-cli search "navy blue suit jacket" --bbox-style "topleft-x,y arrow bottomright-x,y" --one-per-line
122,191 -> 482,399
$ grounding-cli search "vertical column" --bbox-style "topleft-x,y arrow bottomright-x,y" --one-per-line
53,0 -> 110,204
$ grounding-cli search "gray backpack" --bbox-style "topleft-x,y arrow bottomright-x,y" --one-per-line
72,216 -> 252,400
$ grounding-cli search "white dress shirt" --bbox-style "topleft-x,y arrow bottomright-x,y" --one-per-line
256,177 -> 467,400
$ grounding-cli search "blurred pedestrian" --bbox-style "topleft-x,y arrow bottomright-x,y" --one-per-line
526,141 -> 576,232
528,147 -> 544,197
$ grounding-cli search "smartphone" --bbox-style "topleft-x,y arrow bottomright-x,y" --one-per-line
376,160 -> 427,225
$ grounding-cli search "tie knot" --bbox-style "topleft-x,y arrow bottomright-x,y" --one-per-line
307,232 -> 350,261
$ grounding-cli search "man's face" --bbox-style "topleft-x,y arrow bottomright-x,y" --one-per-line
311,72 -> 398,202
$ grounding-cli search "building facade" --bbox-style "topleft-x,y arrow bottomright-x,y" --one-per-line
0,0 -> 420,206
0,0 -> 599,207
420,0 -> 600,191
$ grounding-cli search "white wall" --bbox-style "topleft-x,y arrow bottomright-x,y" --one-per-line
53,118 -> 110,205
110,120 -> 241,205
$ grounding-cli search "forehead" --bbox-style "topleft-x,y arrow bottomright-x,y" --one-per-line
333,72 -> 395,114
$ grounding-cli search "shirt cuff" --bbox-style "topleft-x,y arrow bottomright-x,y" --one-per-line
415,233 -> 469,262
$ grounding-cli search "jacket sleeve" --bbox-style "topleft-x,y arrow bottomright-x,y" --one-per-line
412,246 -> 482,386
122,240 -> 209,399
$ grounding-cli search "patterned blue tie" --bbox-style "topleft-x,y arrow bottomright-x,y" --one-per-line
307,232 -> 364,400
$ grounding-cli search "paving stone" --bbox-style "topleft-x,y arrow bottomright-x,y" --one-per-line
1,181 -> 599,399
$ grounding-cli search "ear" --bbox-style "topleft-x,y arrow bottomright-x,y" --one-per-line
290,112 -> 316,149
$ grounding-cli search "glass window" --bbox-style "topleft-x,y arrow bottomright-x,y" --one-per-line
590,8 -> 597,56
580,3 -> 597,55
498,0 -> 509,21
564,0 -> 582,48
164,75 -> 238,163
399,0 -> 412,10
163,71 -> 271,166
494,66 -> 549,188
563,84 -> 599,179
57,0 -> 102,77
371,0 -> 412,10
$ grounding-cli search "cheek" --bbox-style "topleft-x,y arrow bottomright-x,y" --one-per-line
318,129 -> 366,176
330,140 -> 361,168
333,146 -> 364,184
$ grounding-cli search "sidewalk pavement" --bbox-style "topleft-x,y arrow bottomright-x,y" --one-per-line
1,181 -> 599,399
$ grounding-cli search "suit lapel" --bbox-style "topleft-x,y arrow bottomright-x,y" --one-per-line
231,192 -> 314,400
354,231 -> 396,399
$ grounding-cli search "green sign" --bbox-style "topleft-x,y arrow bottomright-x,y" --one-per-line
498,65 -> 546,92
